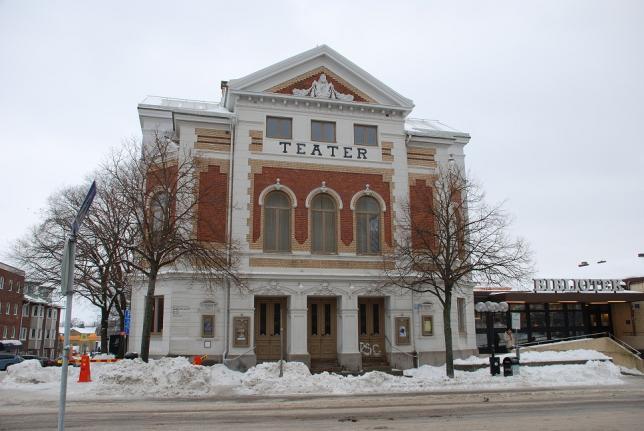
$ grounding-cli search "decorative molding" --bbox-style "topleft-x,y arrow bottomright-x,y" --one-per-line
304,182 -> 344,209
292,73 -> 354,101
257,179 -> 298,207
349,186 -> 387,212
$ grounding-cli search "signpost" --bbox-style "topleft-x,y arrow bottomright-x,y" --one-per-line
511,312 -> 521,361
58,181 -> 96,431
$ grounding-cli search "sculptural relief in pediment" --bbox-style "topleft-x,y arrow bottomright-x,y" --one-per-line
268,67 -> 375,103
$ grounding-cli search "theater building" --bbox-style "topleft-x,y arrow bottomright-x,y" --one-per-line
130,45 -> 475,371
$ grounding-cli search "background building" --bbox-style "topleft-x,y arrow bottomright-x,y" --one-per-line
0,262 -> 25,350
130,46 -> 476,371
21,281 -> 62,358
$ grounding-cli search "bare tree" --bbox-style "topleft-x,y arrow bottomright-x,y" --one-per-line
104,132 -> 238,362
385,165 -> 532,377
13,173 -> 134,352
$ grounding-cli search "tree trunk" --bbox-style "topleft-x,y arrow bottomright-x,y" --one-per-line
443,289 -> 454,378
100,306 -> 109,354
140,267 -> 158,362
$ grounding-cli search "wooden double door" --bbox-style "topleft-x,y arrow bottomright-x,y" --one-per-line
358,298 -> 386,359
307,298 -> 337,361
254,297 -> 286,361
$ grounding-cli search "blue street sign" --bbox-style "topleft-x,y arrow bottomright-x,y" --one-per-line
124,309 -> 131,335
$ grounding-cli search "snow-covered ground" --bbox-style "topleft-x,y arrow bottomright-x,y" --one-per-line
0,351 -> 624,400
454,349 -> 610,365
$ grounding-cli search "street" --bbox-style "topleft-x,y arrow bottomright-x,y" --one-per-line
1,378 -> 643,430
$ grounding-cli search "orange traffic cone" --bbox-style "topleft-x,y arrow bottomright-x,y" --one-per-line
78,353 -> 92,383
193,355 -> 203,366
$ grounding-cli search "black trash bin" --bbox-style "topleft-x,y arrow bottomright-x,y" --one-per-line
489,355 -> 501,376
503,357 -> 520,376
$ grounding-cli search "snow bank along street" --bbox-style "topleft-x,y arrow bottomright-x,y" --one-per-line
0,349 -> 625,400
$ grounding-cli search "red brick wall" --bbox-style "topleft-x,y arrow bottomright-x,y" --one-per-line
0,266 -> 24,341
197,165 -> 228,242
409,178 -> 435,250
252,167 -> 392,247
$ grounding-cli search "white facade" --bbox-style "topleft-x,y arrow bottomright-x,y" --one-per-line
130,45 -> 475,371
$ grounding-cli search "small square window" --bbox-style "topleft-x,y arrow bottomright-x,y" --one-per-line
266,116 -> 292,139
311,120 -> 336,143
354,124 -> 378,146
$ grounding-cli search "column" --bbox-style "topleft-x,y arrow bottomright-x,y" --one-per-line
287,294 -> 309,364
338,295 -> 361,372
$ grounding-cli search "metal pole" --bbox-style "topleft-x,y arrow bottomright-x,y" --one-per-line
279,323 -> 284,378
58,236 -> 76,431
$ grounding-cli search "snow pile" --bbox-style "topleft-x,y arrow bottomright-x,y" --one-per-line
91,353 -> 115,360
454,349 -> 611,365
5,360 -> 64,384
94,357 -> 237,398
0,354 -> 625,400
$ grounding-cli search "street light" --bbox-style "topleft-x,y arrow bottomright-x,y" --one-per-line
58,181 -> 96,431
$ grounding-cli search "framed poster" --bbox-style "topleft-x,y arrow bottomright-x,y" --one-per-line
395,317 -> 411,345
202,315 -> 215,338
233,316 -> 250,347
421,315 -> 433,336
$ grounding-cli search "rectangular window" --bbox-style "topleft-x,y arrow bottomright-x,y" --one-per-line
20,328 -> 27,340
422,315 -> 434,336
11,327 -> 16,338
22,304 -> 28,316
311,120 -> 336,143
14,304 -> 18,315
359,303 -> 367,336
31,328 -> 36,338
266,116 -> 292,139
151,296 -> 164,333
47,308 -> 52,318
2,327 -> 6,338
201,315 -> 214,338
354,124 -> 378,146
311,303 -> 318,336
5,303 -> 9,315
372,303 -> 380,335
259,303 -> 267,336
457,298 -> 466,334
324,303 -> 331,335
273,303 -> 281,336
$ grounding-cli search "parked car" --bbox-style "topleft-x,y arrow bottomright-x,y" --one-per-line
20,354 -> 47,366
40,357 -> 56,367
0,354 -> 23,371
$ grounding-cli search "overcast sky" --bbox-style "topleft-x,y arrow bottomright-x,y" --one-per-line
1,1 -> 643,322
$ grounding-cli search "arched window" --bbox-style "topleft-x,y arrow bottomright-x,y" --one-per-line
311,194 -> 337,254
356,196 -> 381,254
150,191 -> 169,233
264,191 -> 291,252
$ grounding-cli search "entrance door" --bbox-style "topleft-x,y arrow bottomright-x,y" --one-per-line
358,298 -> 385,359
307,298 -> 337,361
254,297 -> 286,361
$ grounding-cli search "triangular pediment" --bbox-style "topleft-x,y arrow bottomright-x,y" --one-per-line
227,45 -> 414,109
268,66 -> 375,103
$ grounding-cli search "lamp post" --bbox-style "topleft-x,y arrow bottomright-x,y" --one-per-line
58,181 -> 96,431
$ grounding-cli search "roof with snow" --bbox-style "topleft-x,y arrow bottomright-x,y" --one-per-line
138,96 -> 233,118
405,117 -> 469,139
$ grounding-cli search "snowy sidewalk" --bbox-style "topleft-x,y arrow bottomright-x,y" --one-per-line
0,350 -> 625,401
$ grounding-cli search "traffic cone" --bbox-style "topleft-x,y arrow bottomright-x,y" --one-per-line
78,353 -> 92,382
193,355 -> 202,366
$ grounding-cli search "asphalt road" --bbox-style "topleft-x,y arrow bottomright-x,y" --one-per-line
2,381 -> 643,430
